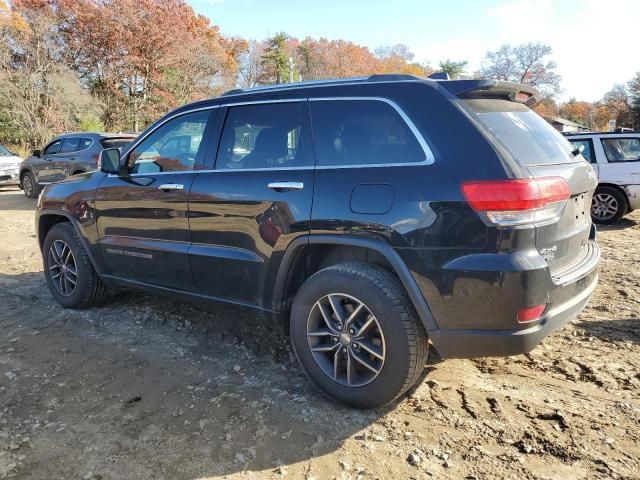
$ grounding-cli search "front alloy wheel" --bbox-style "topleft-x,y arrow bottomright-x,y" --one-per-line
307,293 -> 386,387
48,239 -> 78,296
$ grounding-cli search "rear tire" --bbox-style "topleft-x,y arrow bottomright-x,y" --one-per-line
43,223 -> 106,309
21,171 -> 40,199
591,186 -> 627,224
290,262 -> 428,409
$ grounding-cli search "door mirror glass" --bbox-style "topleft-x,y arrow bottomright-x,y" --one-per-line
99,148 -> 121,174
32,149 -> 41,158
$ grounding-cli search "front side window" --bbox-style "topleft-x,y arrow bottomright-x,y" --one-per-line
44,140 -> 62,156
601,137 -> 640,162
127,110 -> 210,174
216,102 -> 306,170
569,139 -> 596,163
310,99 -> 425,167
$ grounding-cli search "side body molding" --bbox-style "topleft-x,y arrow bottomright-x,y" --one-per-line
273,235 -> 438,331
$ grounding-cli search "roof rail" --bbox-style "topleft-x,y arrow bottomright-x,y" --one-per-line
220,74 -> 425,97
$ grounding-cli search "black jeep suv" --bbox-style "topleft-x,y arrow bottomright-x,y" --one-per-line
36,74 -> 600,408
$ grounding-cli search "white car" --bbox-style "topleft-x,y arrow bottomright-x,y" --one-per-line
0,144 -> 22,187
565,132 -> 640,224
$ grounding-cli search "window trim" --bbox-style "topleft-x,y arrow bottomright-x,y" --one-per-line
600,136 -> 640,163
308,96 -> 435,169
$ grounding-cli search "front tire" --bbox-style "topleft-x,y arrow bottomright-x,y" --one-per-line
43,223 -> 105,309
290,262 -> 428,409
591,186 -> 627,224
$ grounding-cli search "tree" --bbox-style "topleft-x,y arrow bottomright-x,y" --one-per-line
438,59 -> 468,79
479,43 -> 561,98
559,98 -> 593,128
260,32 -> 290,84
0,0 -> 94,149
628,72 -> 640,129
238,40 -> 265,88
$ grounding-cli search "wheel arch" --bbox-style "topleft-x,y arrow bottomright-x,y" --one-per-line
38,210 -> 103,275
272,235 -> 438,332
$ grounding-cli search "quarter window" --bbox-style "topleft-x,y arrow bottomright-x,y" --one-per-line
601,137 -> 640,162
310,99 -> 425,166
216,102 -> 306,170
569,139 -> 596,163
127,110 -> 210,174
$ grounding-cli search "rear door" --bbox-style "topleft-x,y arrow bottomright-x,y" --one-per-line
187,98 -> 314,307
465,99 -> 598,276
598,135 -> 640,186
94,108 -> 216,290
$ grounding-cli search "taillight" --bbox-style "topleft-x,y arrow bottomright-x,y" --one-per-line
461,177 -> 570,226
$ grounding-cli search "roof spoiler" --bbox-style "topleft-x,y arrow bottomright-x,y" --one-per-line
440,79 -> 542,107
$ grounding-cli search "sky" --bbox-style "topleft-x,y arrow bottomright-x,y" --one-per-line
187,0 -> 640,102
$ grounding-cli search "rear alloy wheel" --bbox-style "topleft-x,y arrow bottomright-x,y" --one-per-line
307,293 -> 386,387
290,262 -> 428,409
22,172 -> 39,199
591,186 -> 626,224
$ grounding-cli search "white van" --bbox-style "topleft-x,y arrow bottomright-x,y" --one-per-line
565,132 -> 640,224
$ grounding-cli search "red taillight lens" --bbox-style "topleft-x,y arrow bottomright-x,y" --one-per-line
517,304 -> 546,323
461,177 -> 570,226
461,177 -> 570,211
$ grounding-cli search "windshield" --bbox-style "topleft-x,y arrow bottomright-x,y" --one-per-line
0,145 -> 13,156
465,99 -> 578,166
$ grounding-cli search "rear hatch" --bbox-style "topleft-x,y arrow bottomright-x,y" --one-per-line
455,89 -> 597,279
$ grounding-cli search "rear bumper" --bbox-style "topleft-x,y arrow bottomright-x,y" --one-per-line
429,273 -> 597,358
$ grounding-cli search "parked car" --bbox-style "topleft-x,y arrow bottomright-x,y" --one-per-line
35,74 -> 600,408
0,144 -> 23,188
565,131 -> 640,224
20,132 -> 137,198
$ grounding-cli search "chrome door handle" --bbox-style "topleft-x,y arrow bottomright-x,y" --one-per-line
158,183 -> 184,190
268,181 -> 304,192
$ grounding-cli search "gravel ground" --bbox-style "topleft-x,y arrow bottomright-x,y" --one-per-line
0,187 -> 639,480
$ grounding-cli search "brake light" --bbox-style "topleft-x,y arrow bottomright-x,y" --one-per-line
461,177 -> 570,226
517,304 -> 546,323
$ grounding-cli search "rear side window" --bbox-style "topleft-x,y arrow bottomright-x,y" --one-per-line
101,138 -> 134,150
569,139 -> 596,163
601,137 -> 640,162
309,99 -> 425,167
216,102 -> 308,170
465,99 -> 577,166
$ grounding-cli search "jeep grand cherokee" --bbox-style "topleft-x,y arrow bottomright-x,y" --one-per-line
35,74 -> 600,408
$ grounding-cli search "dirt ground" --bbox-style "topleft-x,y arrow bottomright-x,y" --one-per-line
0,187 -> 638,480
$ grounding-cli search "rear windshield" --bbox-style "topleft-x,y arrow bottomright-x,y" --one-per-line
101,138 -> 134,150
464,99 -> 577,166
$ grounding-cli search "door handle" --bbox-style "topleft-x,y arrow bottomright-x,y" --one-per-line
158,183 -> 184,191
268,181 -> 304,192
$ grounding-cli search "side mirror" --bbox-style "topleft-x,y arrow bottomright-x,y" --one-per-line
99,148 -> 121,174
32,149 -> 41,158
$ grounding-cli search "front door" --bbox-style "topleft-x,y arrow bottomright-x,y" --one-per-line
188,99 -> 314,307
37,139 -> 64,184
94,108 -> 216,290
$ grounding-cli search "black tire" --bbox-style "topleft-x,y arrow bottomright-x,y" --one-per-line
290,262 -> 428,409
43,223 -> 106,309
591,186 -> 627,224
21,171 -> 40,199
